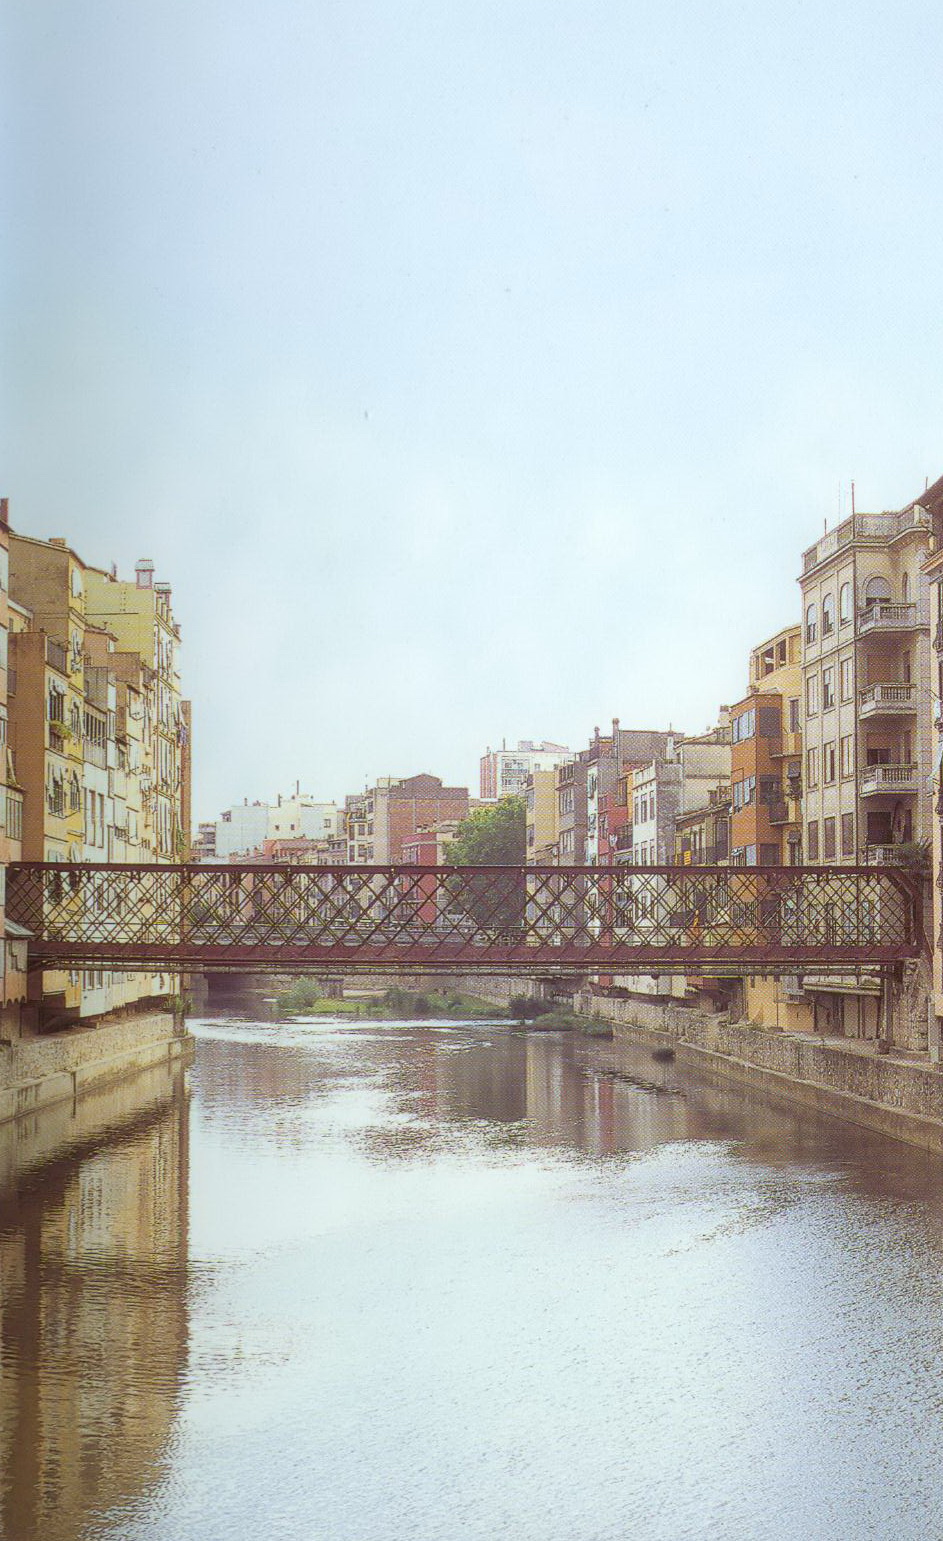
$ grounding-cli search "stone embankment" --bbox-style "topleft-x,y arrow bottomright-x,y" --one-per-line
0,1010 -> 194,1126
451,976 -> 943,1155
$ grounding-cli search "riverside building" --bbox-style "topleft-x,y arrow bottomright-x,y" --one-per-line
799,491 -> 933,1045
6,530 -> 190,1035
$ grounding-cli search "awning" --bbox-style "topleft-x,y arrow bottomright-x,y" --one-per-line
801,973 -> 882,996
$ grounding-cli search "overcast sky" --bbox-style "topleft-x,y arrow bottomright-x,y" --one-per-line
3,1 -> 942,823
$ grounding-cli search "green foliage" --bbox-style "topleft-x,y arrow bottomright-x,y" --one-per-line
446,796 -> 526,866
889,840 -> 931,878
276,979 -> 363,1015
364,987 -> 496,1020
445,796 -> 527,937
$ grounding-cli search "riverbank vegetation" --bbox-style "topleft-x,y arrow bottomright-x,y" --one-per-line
275,981 -> 501,1019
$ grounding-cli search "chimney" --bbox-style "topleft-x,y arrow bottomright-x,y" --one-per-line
0,498 -> 8,526
135,559 -> 154,590
49,538 -> 67,548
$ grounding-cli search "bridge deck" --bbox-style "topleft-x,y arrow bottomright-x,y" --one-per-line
6,862 -> 922,976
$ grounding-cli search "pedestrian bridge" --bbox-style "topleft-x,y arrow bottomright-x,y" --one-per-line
6,862 -> 922,976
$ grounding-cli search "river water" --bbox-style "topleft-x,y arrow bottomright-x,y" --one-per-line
2,1014 -> 943,1541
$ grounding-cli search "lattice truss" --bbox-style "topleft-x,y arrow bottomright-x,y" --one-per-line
5,863 -> 918,971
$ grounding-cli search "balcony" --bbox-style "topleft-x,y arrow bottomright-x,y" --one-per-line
858,763 -> 918,796
863,844 -> 910,865
768,801 -> 791,824
858,683 -> 918,718
802,505 -> 931,573
857,602 -> 924,636
45,637 -> 68,673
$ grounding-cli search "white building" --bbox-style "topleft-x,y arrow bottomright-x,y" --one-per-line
208,792 -> 344,860
480,740 -> 571,801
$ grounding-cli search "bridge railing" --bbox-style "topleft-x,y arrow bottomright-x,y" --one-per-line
5,862 -> 921,974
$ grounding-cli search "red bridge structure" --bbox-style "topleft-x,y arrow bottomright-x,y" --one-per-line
6,862 -> 923,978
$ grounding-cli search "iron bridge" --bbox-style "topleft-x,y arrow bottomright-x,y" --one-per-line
6,862 -> 922,977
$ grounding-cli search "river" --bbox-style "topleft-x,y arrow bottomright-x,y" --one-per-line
2,1014 -> 943,1541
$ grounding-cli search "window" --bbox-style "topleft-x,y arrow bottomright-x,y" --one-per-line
822,667 -> 835,709
759,776 -> 779,804
777,638 -> 787,664
807,821 -> 819,861
806,603 -> 817,644
902,571 -> 910,602
823,743 -> 836,783
823,816 -> 836,860
840,735 -> 854,778
841,812 -> 854,857
839,582 -> 852,625
822,593 -> 835,635
758,706 -> 781,737
760,844 -> 779,866
732,708 -> 756,743
806,675 -> 819,715
806,747 -> 819,788
732,776 -> 756,811
789,698 -> 800,732
840,657 -> 853,701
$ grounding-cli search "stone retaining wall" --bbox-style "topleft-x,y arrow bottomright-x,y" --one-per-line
0,1011 -> 194,1125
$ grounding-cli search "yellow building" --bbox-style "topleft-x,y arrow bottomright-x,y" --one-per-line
85,561 -> 188,862
8,539 -> 190,1032
525,767 -> 558,864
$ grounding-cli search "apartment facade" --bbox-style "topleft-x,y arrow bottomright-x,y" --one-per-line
480,740 -> 571,800
800,503 -> 932,868
85,561 -> 188,863
0,505 -> 26,1036
346,775 -> 469,863
7,534 -> 190,1032
800,497 -> 933,1043
729,625 -> 802,867
525,768 -> 558,864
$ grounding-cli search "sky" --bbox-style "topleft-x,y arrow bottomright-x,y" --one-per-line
2,0 -> 942,824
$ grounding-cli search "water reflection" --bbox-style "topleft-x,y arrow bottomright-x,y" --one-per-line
0,1062 -> 189,1541
4,1018 -> 943,1541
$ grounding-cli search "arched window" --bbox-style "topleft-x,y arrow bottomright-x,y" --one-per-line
822,593 -> 835,636
839,582 -> 852,624
864,575 -> 891,607
805,602 -> 817,644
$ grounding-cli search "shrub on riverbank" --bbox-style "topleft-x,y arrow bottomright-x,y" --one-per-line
363,987 -> 497,1019
508,995 -> 556,1021
275,980 -> 363,1016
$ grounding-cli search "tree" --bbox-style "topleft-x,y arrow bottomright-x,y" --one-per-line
446,796 -> 526,866
443,796 -> 526,938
